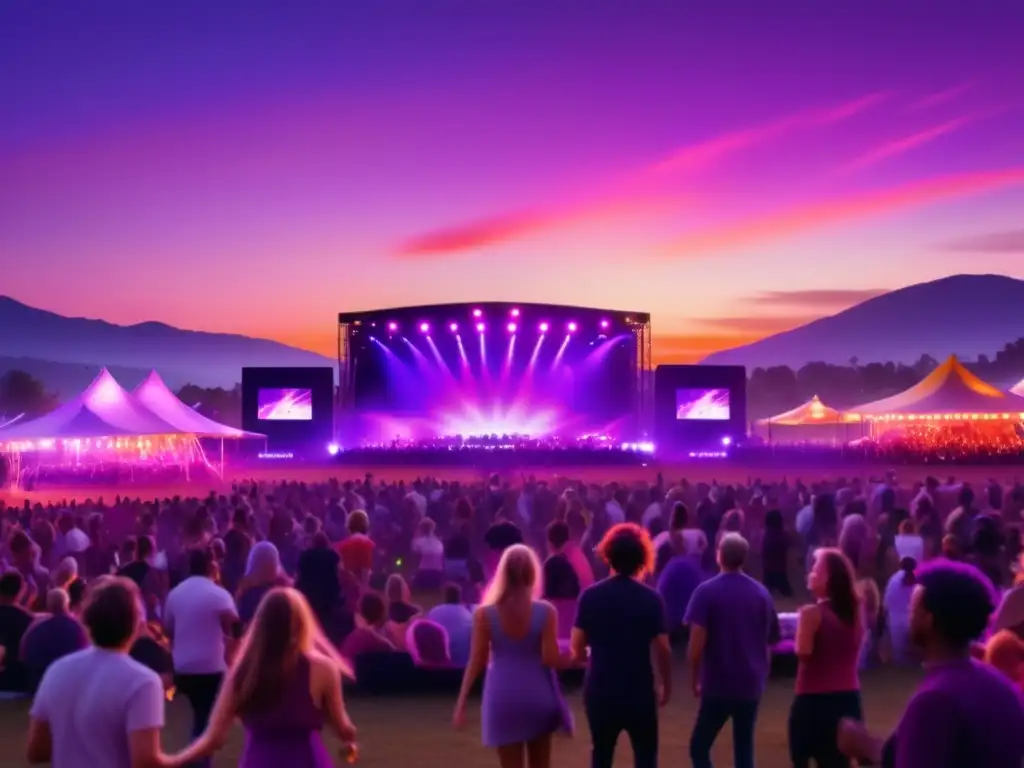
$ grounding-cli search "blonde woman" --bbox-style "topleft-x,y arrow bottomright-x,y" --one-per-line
454,544 -> 571,768
168,588 -> 357,768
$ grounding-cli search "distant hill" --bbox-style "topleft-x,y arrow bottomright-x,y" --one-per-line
0,296 -> 335,389
702,274 -> 1024,369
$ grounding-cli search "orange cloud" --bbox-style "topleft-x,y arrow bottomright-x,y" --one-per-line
395,196 -> 671,257
396,93 -> 886,257
654,314 -> 825,363
839,115 -> 976,173
661,167 -> 1024,257
909,82 -> 974,111
750,289 -> 887,309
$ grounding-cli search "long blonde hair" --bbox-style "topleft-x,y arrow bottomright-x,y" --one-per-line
230,587 -> 353,713
481,544 -> 542,606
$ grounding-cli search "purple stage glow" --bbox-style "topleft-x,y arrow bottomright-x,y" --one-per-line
257,388 -> 313,421
600,319 -> 610,329
419,322 -> 430,333
449,322 -> 459,332
387,321 -> 398,332
510,308 -> 520,317
567,321 -> 578,333
472,308 -> 483,318
350,320 -> 634,443
675,388 -> 731,421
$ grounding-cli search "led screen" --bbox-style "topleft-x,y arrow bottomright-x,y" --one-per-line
675,388 -> 730,421
257,388 -> 313,421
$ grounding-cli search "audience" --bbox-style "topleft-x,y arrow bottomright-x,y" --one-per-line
572,523 -> 670,768
25,577 -> 170,767
164,547 -> 238,768
685,533 -> 777,768
20,588 -> 88,693
840,560 -> 1024,767
0,571 -> 33,693
790,548 -> 864,768
341,592 -> 395,659
167,588 -> 357,767
455,544 -> 569,768
426,583 -> 473,667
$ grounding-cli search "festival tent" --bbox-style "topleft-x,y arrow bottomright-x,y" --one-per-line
132,370 -> 263,440
757,395 -> 861,426
1012,378 -> 1024,397
0,368 -> 185,443
848,355 -> 1024,419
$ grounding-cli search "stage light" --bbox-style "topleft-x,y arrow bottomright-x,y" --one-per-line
476,321 -> 486,332
507,322 -> 517,333
538,322 -> 549,333
449,322 -> 458,333
510,308 -> 520,317
472,308 -> 483,318
567,321 -> 578,333
721,436 -> 733,447
327,443 -> 340,456
419,322 -> 430,333
387,321 -> 398,332
600,319 -> 610,329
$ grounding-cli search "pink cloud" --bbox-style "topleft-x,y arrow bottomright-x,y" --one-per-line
396,93 -> 887,257
909,82 -> 975,111
661,167 -> 1024,257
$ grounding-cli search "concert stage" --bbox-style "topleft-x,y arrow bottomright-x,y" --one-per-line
336,302 -> 652,447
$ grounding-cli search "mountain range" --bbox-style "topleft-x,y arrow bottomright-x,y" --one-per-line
2,274 -> 1022,398
0,296 -> 333,396
702,274 -> 1024,370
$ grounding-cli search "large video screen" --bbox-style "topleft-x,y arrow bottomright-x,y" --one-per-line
676,388 -> 731,421
257,388 -> 313,421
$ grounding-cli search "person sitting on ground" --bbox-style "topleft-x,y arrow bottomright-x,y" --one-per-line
341,592 -> 395,660
427,583 -> 473,667
20,589 -> 88,693
406,619 -> 451,668
384,574 -> 420,650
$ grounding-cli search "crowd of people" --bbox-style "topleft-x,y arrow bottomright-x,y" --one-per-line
1,468 -> 1023,767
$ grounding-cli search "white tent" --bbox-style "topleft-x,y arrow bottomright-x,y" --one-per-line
1012,377 -> 1024,397
0,368 -> 184,443
132,370 -> 263,439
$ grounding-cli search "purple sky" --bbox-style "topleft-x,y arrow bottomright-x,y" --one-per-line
2,1 -> 1023,361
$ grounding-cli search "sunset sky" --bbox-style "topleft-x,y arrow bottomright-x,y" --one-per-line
2,1 -> 1023,363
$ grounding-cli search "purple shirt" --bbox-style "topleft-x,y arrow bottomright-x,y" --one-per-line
883,660 -> 1024,768
684,572 -> 776,700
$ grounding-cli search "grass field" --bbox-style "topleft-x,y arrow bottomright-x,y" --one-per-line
0,666 -> 919,767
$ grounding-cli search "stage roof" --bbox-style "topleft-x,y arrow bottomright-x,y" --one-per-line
338,302 -> 650,326
0,369 -> 185,443
849,356 -> 1024,417
133,371 -> 263,440
758,395 -> 861,426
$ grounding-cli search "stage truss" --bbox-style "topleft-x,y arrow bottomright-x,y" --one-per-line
337,304 -> 653,438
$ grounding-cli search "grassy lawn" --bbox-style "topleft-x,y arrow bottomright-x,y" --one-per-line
0,666 -> 918,767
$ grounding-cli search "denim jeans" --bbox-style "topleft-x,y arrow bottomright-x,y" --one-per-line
689,696 -> 760,768
585,697 -> 658,768
174,672 -> 224,768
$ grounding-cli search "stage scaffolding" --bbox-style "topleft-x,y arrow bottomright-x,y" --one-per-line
337,303 -> 653,439
628,316 -> 654,437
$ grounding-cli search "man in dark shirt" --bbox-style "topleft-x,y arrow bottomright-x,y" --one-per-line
221,507 -> 253,594
572,523 -> 671,768
0,571 -> 34,692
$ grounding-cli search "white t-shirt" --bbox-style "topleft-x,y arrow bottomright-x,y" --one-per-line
412,534 -> 444,572
31,647 -> 164,768
164,576 -> 237,674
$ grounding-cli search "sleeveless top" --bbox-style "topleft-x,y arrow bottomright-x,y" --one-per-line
240,655 -> 328,760
795,602 -> 863,694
